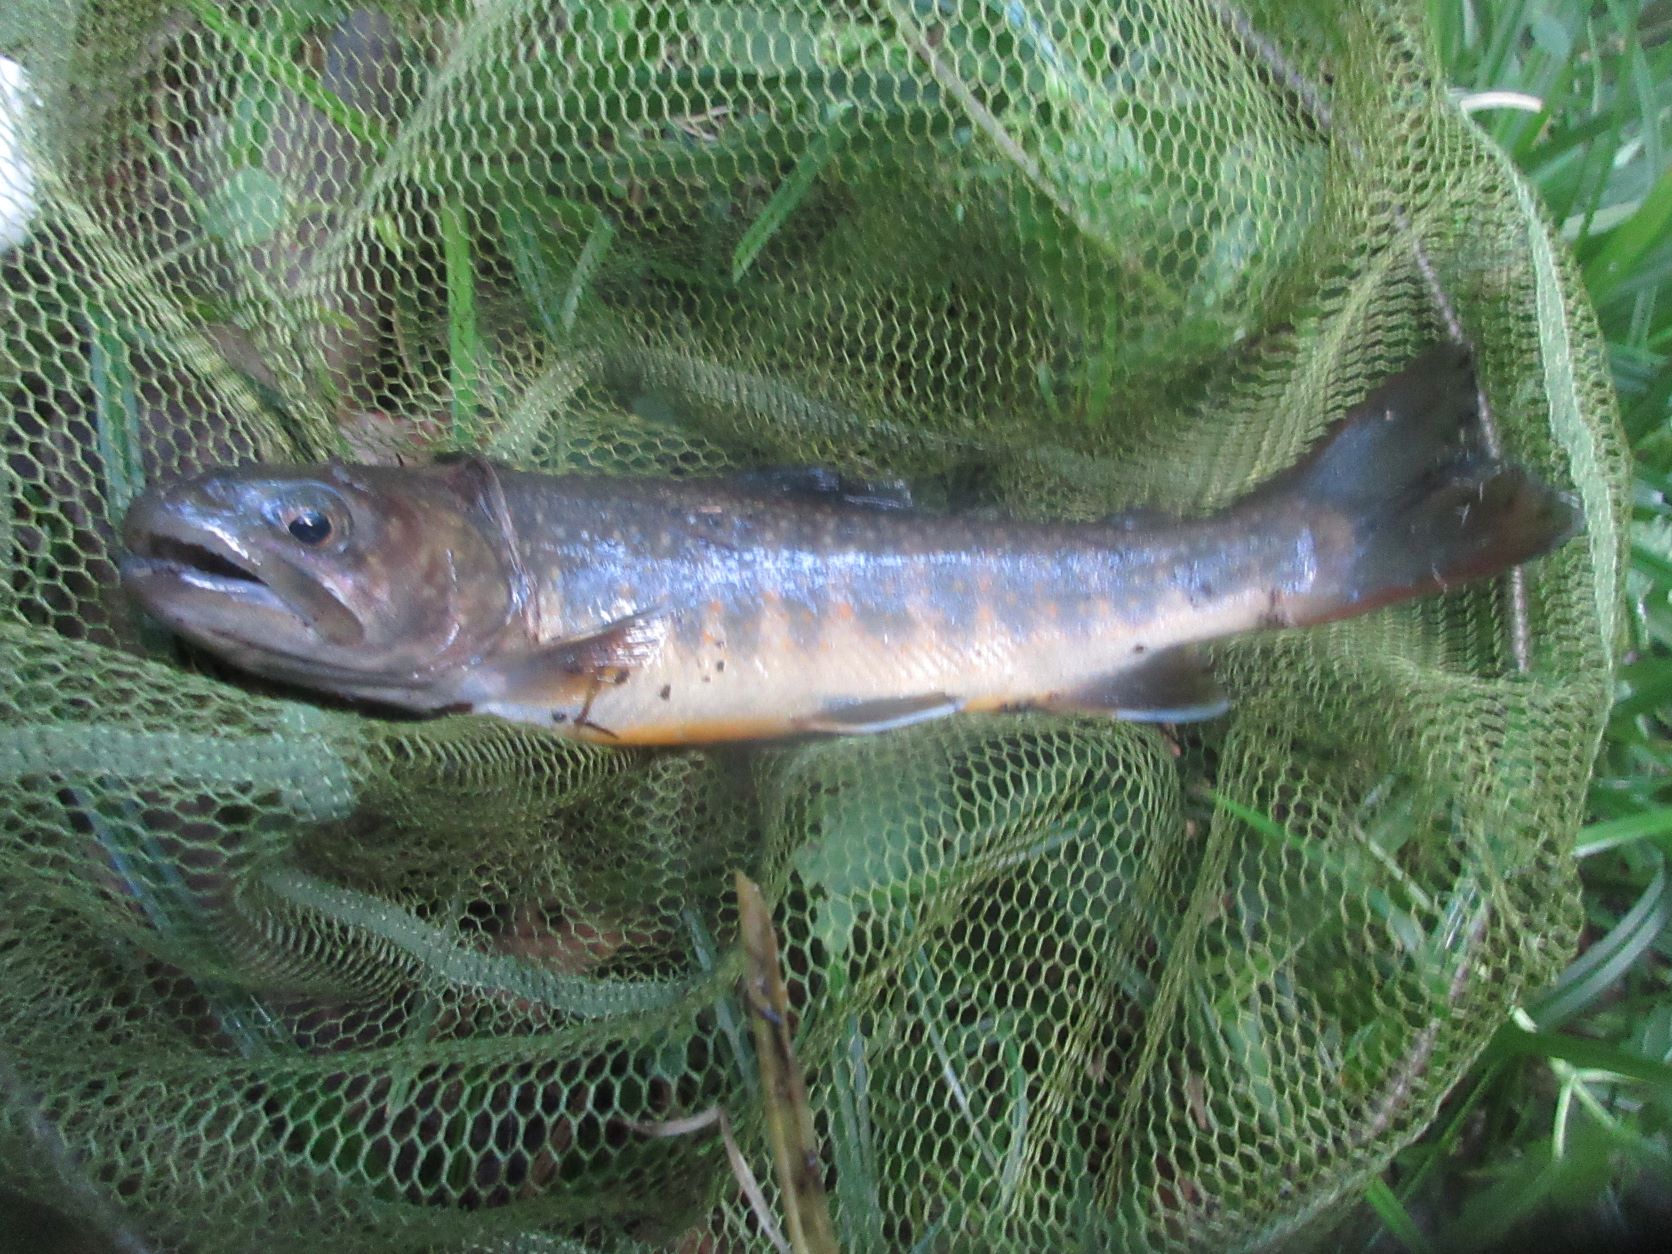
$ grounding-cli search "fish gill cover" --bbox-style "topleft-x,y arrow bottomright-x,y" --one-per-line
0,2 -> 1627,1251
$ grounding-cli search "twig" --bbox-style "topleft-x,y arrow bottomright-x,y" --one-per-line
736,872 -> 841,1254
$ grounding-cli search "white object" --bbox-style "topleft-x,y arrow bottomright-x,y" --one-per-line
1,56 -> 38,253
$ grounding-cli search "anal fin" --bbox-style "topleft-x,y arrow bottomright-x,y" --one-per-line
795,692 -> 963,735
1041,646 -> 1230,723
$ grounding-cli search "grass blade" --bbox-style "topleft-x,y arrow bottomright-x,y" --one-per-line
1489,1023 -> 1672,1089
1531,860 -> 1670,1029
1573,809 -> 1672,858
1582,168 -> 1672,305
1363,1176 -> 1434,1254
183,0 -> 390,153
440,199 -> 481,444
261,867 -> 695,1018
87,308 -> 145,523
732,106 -> 850,283
829,1015 -> 882,1251
559,209 -> 614,334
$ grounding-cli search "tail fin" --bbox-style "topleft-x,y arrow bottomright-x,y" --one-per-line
1248,346 -> 1581,627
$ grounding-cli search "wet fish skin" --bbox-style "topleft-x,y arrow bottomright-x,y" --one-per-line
119,348 -> 1580,744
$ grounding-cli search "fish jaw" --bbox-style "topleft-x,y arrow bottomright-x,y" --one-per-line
120,488 -> 367,659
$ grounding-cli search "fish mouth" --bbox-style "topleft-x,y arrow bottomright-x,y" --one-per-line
125,534 -> 268,593
121,504 -> 366,651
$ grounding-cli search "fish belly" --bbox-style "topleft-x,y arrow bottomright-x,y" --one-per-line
555,578 -> 1269,744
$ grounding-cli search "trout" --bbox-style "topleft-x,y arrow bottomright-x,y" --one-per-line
120,348 -> 1579,744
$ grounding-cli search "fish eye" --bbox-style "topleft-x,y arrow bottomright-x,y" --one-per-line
285,509 -> 334,546
267,485 -> 353,549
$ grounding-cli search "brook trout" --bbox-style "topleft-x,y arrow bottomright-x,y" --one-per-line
120,348 -> 1579,745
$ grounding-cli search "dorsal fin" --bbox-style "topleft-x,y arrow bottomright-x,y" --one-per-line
1101,505 -> 1179,532
728,466 -> 913,510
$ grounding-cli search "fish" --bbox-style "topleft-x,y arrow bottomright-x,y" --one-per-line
119,347 -> 1581,745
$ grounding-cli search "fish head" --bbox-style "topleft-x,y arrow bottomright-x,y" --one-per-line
120,459 -> 520,708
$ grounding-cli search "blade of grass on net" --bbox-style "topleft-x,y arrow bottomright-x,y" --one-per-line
183,0 -> 390,153
440,199 -> 481,444
261,866 -> 695,1018
682,906 -> 759,1096
88,306 -> 145,524
500,198 -> 569,343
500,197 -> 615,342
69,785 -> 281,1060
732,104 -> 851,284
828,1014 -> 881,1251
0,460 -> 12,619
1209,790 -> 1430,922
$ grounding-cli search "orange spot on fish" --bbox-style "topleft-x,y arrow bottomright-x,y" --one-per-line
755,590 -> 788,648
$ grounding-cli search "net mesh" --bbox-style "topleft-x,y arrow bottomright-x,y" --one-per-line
0,1 -> 1627,1249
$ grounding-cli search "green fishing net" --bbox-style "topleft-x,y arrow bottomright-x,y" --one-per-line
0,1 -> 1628,1250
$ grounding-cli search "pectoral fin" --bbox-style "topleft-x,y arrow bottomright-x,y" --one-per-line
1040,646 -> 1230,723
554,608 -> 671,674
453,609 -> 670,714
795,692 -> 963,735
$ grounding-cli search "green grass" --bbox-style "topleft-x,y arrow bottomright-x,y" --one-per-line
1364,4 -> 1672,1249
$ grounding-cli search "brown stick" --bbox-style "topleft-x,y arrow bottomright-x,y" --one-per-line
736,871 -> 842,1254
